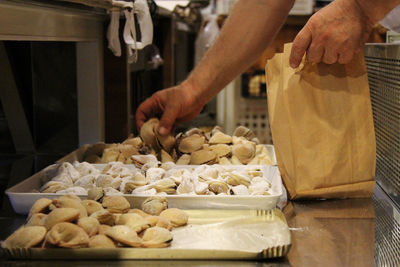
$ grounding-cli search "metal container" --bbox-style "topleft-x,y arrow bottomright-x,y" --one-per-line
365,44 -> 400,207
1,209 -> 291,260
6,164 -> 283,214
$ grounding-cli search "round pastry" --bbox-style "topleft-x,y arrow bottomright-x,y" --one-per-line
77,217 -> 100,237
105,225 -> 142,247
102,196 -> 130,213
141,196 -> 168,216
28,198 -> 52,218
141,226 -> 173,248
26,213 -> 47,227
44,208 -> 80,230
3,226 -> 46,249
159,208 -> 188,227
45,222 -> 89,248
81,200 -> 104,216
88,234 -> 116,248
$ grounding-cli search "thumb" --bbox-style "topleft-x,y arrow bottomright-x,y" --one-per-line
290,27 -> 312,68
157,105 -> 180,135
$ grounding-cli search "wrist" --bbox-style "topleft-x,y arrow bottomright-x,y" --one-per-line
353,0 -> 392,25
181,79 -> 208,108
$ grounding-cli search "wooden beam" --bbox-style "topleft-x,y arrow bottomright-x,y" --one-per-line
76,40 -> 105,146
103,22 -> 130,143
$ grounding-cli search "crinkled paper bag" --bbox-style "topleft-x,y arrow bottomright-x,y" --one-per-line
266,43 -> 376,199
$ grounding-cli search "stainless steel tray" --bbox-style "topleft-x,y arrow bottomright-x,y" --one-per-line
0,209 -> 291,260
6,165 -> 283,214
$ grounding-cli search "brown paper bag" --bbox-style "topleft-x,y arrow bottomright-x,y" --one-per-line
266,43 -> 376,199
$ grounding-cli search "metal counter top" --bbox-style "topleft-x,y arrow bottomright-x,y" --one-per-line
0,186 -> 399,266
286,185 -> 399,267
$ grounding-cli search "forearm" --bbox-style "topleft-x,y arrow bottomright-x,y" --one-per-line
183,0 -> 294,105
355,0 -> 400,24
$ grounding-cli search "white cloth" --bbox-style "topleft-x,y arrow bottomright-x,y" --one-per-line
380,5 -> 400,33
107,8 -> 121,57
105,0 -> 153,62
123,8 -> 139,63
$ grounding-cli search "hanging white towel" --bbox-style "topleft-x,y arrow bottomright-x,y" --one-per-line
58,0 -> 153,62
107,7 -> 121,57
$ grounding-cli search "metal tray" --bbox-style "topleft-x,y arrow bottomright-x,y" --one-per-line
6,165 -> 283,214
0,209 -> 291,260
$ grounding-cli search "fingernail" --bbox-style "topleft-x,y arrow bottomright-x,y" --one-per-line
158,126 -> 169,135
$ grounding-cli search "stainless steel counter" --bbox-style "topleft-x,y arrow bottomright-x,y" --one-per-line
285,185 -> 399,267
0,185 -> 399,266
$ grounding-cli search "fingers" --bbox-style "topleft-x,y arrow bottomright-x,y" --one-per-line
135,96 -> 160,131
290,27 -> 312,68
322,48 -> 338,64
158,104 -> 180,136
136,86 -> 202,135
337,49 -> 353,64
307,43 -> 324,63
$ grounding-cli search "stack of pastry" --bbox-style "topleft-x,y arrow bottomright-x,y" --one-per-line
39,161 -> 272,196
83,118 -> 273,166
2,195 -> 188,249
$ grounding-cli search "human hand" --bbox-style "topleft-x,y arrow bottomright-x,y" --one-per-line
289,0 -> 373,68
136,83 -> 205,135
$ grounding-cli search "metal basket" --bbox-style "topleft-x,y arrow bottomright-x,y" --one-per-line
364,44 -> 400,207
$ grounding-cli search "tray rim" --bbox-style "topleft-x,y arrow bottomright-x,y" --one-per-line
6,164 -> 282,197
0,209 -> 291,260
5,164 -> 283,215
0,245 -> 292,260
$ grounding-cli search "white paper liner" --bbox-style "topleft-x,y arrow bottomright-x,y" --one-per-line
171,216 -> 290,252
